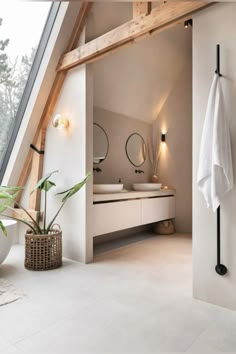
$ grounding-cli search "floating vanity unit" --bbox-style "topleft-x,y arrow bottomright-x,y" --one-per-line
93,189 -> 175,237
93,121 -> 175,237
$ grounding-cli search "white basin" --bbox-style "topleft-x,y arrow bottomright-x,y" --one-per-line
0,220 -> 17,264
133,183 -> 162,191
93,184 -> 123,194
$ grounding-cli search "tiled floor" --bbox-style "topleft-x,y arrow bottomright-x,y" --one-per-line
0,233 -> 235,353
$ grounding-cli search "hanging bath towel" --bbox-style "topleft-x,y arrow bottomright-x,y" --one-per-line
197,74 -> 233,212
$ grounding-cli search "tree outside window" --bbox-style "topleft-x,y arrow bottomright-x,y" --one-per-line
0,2 -> 52,172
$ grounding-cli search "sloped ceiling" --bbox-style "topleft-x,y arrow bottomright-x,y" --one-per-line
86,2 -> 192,123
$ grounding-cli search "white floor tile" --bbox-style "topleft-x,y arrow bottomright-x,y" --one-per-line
0,234 -> 235,352
187,310 -> 236,352
0,344 -> 23,354
0,335 -> 11,353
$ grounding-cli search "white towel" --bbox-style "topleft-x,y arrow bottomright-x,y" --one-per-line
197,74 -> 233,212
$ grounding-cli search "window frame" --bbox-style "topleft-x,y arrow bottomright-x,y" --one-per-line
0,2 -> 61,183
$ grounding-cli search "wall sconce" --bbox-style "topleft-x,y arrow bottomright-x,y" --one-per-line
52,114 -> 69,130
161,133 -> 166,142
184,19 -> 192,28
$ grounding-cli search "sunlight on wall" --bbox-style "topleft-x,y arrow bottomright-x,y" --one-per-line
160,139 -> 168,158
161,125 -> 168,135
152,94 -> 171,121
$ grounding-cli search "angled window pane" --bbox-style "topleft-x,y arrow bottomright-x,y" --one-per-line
0,1 -> 58,182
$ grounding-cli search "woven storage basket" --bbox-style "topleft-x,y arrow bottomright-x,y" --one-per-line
25,228 -> 62,271
153,219 -> 175,235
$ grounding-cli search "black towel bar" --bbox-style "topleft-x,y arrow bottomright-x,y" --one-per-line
215,44 -> 227,276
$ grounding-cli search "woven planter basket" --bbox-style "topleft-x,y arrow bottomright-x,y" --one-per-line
25,228 -> 62,271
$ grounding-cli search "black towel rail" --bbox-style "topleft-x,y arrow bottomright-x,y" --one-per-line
215,44 -> 227,276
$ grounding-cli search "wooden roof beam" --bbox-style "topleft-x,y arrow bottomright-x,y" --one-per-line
57,1 -> 212,72
133,2 -> 152,18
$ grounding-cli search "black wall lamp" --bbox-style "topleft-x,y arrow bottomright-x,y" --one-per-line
184,19 -> 192,29
161,133 -> 166,142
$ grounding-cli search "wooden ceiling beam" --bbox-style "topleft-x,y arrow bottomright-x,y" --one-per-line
65,1 -> 93,53
57,1 -> 211,72
133,2 -> 152,18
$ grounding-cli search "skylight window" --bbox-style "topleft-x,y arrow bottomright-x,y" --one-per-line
0,1 -> 58,181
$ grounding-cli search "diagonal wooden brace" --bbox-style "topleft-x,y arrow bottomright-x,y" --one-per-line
29,128 -> 46,211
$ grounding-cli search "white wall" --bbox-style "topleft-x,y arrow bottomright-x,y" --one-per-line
93,107 -> 152,189
43,63 -> 93,263
92,22 -> 192,125
152,44 -> 192,233
193,3 -> 236,309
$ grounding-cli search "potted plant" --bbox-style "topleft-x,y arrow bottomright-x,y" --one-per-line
0,171 -> 90,271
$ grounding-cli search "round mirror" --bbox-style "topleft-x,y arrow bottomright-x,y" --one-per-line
125,133 -> 146,167
93,123 -> 109,164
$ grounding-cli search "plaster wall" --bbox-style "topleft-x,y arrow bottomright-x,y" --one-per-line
93,107 -> 152,190
193,3 -> 236,309
43,64 -> 93,263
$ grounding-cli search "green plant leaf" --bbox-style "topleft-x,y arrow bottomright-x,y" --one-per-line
0,191 -> 12,199
0,197 -> 18,214
0,186 -> 24,192
0,220 -> 7,237
0,200 -> 14,213
57,173 -> 90,203
46,173 -> 90,233
1,213 -> 37,235
31,170 -> 58,194
0,190 -> 20,200
0,191 -> 19,200
39,180 -> 56,192
0,191 -> 19,213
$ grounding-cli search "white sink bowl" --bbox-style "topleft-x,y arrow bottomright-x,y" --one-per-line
133,183 -> 162,191
0,220 -> 17,264
93,184 -> 123,194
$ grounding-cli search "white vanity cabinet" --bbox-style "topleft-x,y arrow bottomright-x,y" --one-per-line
141,196 -> 175,224
93,199 -> 141,236
93,190 -> 175,237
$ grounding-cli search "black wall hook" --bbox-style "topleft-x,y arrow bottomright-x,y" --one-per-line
215,44 -> 222,77
30,144 -> 44,155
